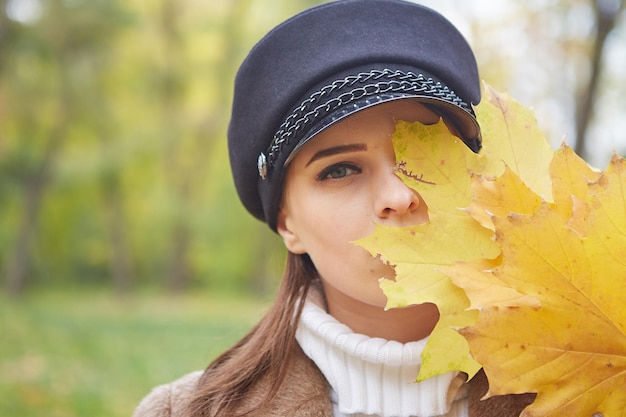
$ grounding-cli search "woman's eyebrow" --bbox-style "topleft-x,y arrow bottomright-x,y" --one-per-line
306,143 -> 368,167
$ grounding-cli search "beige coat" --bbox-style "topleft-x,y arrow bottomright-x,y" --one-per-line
133,346 -> 534,417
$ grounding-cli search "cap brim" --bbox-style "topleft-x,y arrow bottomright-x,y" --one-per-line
283,93 -> 481,167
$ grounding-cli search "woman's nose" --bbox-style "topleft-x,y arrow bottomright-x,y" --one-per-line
374,170 -> 425,220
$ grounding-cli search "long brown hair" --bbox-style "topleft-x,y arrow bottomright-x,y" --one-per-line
185,252 -> 317,416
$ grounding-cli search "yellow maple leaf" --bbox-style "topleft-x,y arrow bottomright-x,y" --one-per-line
473,84 -> 555,195
550,143 -> 601,227
357,85 -> 554,381
457,151 -> 626,416
356,120 -> 488,380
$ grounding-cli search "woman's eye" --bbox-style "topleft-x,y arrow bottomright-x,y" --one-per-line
317,164 -> 361,181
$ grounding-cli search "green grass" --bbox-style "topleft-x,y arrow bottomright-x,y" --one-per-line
0,290 -> 271,417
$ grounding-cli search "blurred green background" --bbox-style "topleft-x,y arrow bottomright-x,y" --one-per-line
1,0 -> 624,416
1,290 -> 270,417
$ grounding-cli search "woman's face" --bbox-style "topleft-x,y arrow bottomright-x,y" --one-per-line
277,100 -> 438,309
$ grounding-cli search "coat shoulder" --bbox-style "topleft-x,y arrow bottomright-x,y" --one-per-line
132,371 -> 203,417
236,344 -> 333,416
131,344 -> 332,417
468,369 -> 536,417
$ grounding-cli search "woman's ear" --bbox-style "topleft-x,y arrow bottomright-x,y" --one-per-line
276,209 -> 307,254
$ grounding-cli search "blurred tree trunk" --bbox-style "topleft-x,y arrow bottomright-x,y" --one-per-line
157,0 -> 260,293
158,0 -> 193,292
101,172 -> 133,295
0,1 -> 10,74
91,53 -> 134,295
5,57 -> 71,297
575,0 -> 624,158
158,0 -> 185,291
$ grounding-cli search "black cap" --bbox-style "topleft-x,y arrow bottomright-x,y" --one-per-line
228,0 -> 481,231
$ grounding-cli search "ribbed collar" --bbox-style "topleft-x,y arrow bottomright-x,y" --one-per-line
295,298 -> 467,417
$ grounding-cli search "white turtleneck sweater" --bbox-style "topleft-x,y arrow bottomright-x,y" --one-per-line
295,298 -> 468,417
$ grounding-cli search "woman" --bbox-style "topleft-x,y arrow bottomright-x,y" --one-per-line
134,1 -> 535,416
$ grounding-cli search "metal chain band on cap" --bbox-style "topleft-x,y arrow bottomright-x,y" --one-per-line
257,69 -> 473,179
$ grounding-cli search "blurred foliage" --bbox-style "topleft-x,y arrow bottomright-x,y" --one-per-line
0,0 -> 323,296
0,0 -> 624,297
